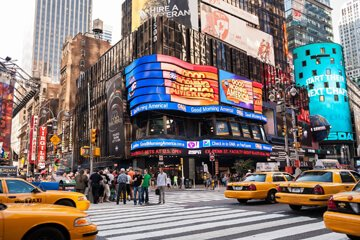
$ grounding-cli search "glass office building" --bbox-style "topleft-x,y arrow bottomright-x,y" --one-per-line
32,0 -> 92,82
285,0 -> 333,54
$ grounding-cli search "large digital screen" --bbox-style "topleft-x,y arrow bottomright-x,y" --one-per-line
200,2 -> 275,65
125,54 -> 266,120
219,70 -> 263,113
131,0 -> 198,32
294,43 -> 353,142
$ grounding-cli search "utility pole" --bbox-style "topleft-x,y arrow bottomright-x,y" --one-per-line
88,82 -> 93,174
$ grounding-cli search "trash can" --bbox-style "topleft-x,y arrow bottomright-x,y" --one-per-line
58,180 -> 76,192
185,179 -> 193,189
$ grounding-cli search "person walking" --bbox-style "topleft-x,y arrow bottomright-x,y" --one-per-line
75,170 -> 88,194
156,168 -> 167,204
89,170 -> 102,204
116,168 -> 127,205
128,167 -> 135,200
126,170 -> 132,201
173,175 -> 178,188
141,169 -> 151,205
133,169 -> 143,205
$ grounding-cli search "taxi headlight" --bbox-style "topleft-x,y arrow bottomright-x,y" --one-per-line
74,217 -> 92,227
78,195 -> 87,201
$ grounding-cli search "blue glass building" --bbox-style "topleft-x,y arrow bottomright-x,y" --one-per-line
294,42 -> 354,163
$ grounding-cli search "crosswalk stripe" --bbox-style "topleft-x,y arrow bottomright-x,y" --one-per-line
94,207 -> 230,224
88,205 -> 183,216
301,232 -> 347,240
166,216 -> 314,240
233,221 -> 327,240
98,208 -> 243,230
103,213 -> 284,239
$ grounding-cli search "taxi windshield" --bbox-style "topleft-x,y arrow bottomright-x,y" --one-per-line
243,174 -> 266,182
296,171 -> 333,182
353,182 -> 360,192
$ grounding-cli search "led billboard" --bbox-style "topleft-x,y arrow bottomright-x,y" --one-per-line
0,80 -> 14,162
294,43 -> 353,142
132,0 -> 198,32
219,70 -> 263,113
125,54 -> 266,121
200,2 -> 275,65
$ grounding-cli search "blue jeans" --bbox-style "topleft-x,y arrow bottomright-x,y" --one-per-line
133,186 -> 142,204
141,187 -> 149,203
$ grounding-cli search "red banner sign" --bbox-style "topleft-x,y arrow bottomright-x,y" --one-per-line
37,126 -> 47,167
28,115 -> 39,164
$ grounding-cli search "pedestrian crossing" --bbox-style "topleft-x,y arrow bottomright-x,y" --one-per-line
88,191 -> 349,240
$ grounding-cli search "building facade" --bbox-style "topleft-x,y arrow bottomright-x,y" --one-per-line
285,0 -> 333,54
32,0 -> 92,82
294,43 -> 354,166
347,78 -> 360,159
339,0 -> 360,81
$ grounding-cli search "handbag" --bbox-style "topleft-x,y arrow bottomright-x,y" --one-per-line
155,188 -> 160,195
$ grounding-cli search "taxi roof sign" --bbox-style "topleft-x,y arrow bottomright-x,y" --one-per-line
314,159 -> 340,169
256,162 -> 279,172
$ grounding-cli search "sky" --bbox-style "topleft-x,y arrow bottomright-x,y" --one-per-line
0,0 -> 345,73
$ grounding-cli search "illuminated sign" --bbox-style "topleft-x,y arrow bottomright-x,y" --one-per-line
37,126 -> 47,168
130,138 -> 272,152
126,55 -> 266,119
130,102 -> 267,122
28,115 -> 39,164
294,43 -> 353,142
219,70 -> 263,113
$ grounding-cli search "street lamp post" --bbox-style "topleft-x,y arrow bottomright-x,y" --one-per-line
269,83 -> 299,173
88,82 -> 94,174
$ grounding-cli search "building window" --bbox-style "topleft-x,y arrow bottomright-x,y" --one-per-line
216,121 -> 230,136
299,72 -> 303,78
81,39 -> 86,46
309,84 -> 314,89
336,82 -> 340,88
332,48 -> 336,54
251,125 -> 262,140
80,60 -> 85,67
339,70 -> 343,76
330,58 -> 335,64
293,53 -> 298,59
149,118 -> 164,135
319,95 -> 325,102
312,70 -> 317,76
230,122 -> 241,136
241,123 -> 251,138
166,117 -> 185,136
324,82 -> 329,88
334,95 -> 339,101
200,121 -> 214,136
320,48 -> 325,54
316,58 -> 321,64
326,69 -> 331,75
345,96 -> 348,102
306,49 -> 310,56
302,61 -> 307,66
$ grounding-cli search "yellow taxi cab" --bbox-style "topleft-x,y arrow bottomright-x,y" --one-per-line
0,202 -> 97,240
275,169 -> 360,211
0,177 -> 90,211
224,172 -> 294,204
324,181 -> 360,240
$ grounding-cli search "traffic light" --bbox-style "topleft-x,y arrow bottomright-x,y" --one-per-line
54,158 -> 60,166
298,126 -> 303,139
282,126 -> 287,136
53,145 -> 58,155
91,129 -> 97,144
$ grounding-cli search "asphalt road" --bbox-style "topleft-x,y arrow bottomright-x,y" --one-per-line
88,188 -> 348,240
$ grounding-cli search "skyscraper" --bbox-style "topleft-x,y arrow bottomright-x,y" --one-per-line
32,0 -> 92,82
285,0 -> 333,54
339,0 -> 360,81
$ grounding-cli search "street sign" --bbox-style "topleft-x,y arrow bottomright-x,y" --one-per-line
159,155 -> 163,161
209,153 -> 215,162
38,162 -> 46,169
50,134 -> 61,145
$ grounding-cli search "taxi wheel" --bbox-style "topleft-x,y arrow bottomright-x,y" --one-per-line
289,204 -> 302,211
55,199 -> 75,208
266,190 -> 277,204
237,199 -> 247,204
25,226 -> 66,240
347,235 -> 360,240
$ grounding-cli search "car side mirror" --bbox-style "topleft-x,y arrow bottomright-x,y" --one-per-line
31,188 -> 41,194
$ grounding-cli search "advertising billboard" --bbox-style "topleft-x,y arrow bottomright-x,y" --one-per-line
132,0 -> 198,32
294,43 -> 353,142
106,74 -> 125,158
125,54 -> 266,120
219,70 -> 263,113
0,80 -> 13,162
200,3 -> 275,65
28,115 -> 39,164
37,126 -> 47,169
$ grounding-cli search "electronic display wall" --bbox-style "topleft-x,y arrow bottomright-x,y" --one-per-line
0,79 -> 14,161
294,43 -> 353,142
125,54 -> 266,121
